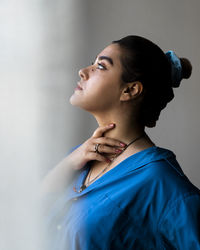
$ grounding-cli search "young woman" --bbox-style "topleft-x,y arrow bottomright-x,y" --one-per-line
42,36 -> 200,250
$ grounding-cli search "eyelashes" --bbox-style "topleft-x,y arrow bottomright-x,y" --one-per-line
97,63 -> 106,70
91,62 -> 107,70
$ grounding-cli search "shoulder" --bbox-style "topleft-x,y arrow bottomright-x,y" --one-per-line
128,146 -> 200,217
136,147 -> 200,248
120,146 -> 199,202
139,147 -> 199,195
157,192 -> 200,249
143,148 -> 200,248
146,159 -> 200,215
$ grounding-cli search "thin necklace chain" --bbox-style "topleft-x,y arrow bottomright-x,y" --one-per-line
77,133 -> 145,192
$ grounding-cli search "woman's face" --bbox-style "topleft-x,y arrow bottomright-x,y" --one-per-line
70,43 -> 125,113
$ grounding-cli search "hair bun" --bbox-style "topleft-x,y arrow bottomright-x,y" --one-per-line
180,57 -> 192,79
165,51 -> 192,88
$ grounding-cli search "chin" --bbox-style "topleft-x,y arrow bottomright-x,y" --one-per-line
69,94 -> 77,106
69,93 -> 84,108
69,92 -> 102,112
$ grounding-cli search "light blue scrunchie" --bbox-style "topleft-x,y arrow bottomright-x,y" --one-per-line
165,50 -> 182,88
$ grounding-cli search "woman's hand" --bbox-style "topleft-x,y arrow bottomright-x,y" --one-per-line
40,123 -> 126,195
68,123 -> 126,170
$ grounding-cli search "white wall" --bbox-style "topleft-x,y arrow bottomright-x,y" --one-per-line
0,0 -> 89,249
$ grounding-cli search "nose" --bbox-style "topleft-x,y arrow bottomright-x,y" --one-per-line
79,67 -> 89,80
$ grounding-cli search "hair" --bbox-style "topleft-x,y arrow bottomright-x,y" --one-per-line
112,35 -> 192,128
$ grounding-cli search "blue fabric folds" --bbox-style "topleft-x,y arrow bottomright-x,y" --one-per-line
46,146 -> 200,250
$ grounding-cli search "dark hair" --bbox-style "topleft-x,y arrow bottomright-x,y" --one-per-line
112,35 -> 192,128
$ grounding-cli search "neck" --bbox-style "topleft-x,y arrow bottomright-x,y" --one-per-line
93,109 -> 152,147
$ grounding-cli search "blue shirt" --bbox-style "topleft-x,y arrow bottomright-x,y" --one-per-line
47,146 -> 200,250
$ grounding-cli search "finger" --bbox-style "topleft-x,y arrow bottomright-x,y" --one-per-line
95,137 -> 127,148
87,152 -> 111,163
95,144 -> 124,155
92,123 -> 115,138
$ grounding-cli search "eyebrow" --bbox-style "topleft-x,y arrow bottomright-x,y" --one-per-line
97,56 -> 114,66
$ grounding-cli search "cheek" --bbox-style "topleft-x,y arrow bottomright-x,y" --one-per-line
87,80 -> 118,102
91,75 -> 119,93
70,75 -> 122,111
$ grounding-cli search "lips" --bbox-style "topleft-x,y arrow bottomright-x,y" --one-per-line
75,82 -> 83,91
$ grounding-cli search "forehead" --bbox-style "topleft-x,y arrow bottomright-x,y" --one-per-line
97,43 -> 122,67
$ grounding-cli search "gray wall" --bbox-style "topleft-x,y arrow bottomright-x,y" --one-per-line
1,1 -> 200,248
39,0 -> 200,186
68,0 -> 200,188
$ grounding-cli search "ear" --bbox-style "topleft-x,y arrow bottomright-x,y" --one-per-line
120,81 -> 143,101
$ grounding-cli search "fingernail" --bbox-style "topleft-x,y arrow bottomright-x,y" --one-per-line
120,143 -> 126,147
115,149 -> 122,153
106,158 -> 111,163
109,123 -> 115,127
